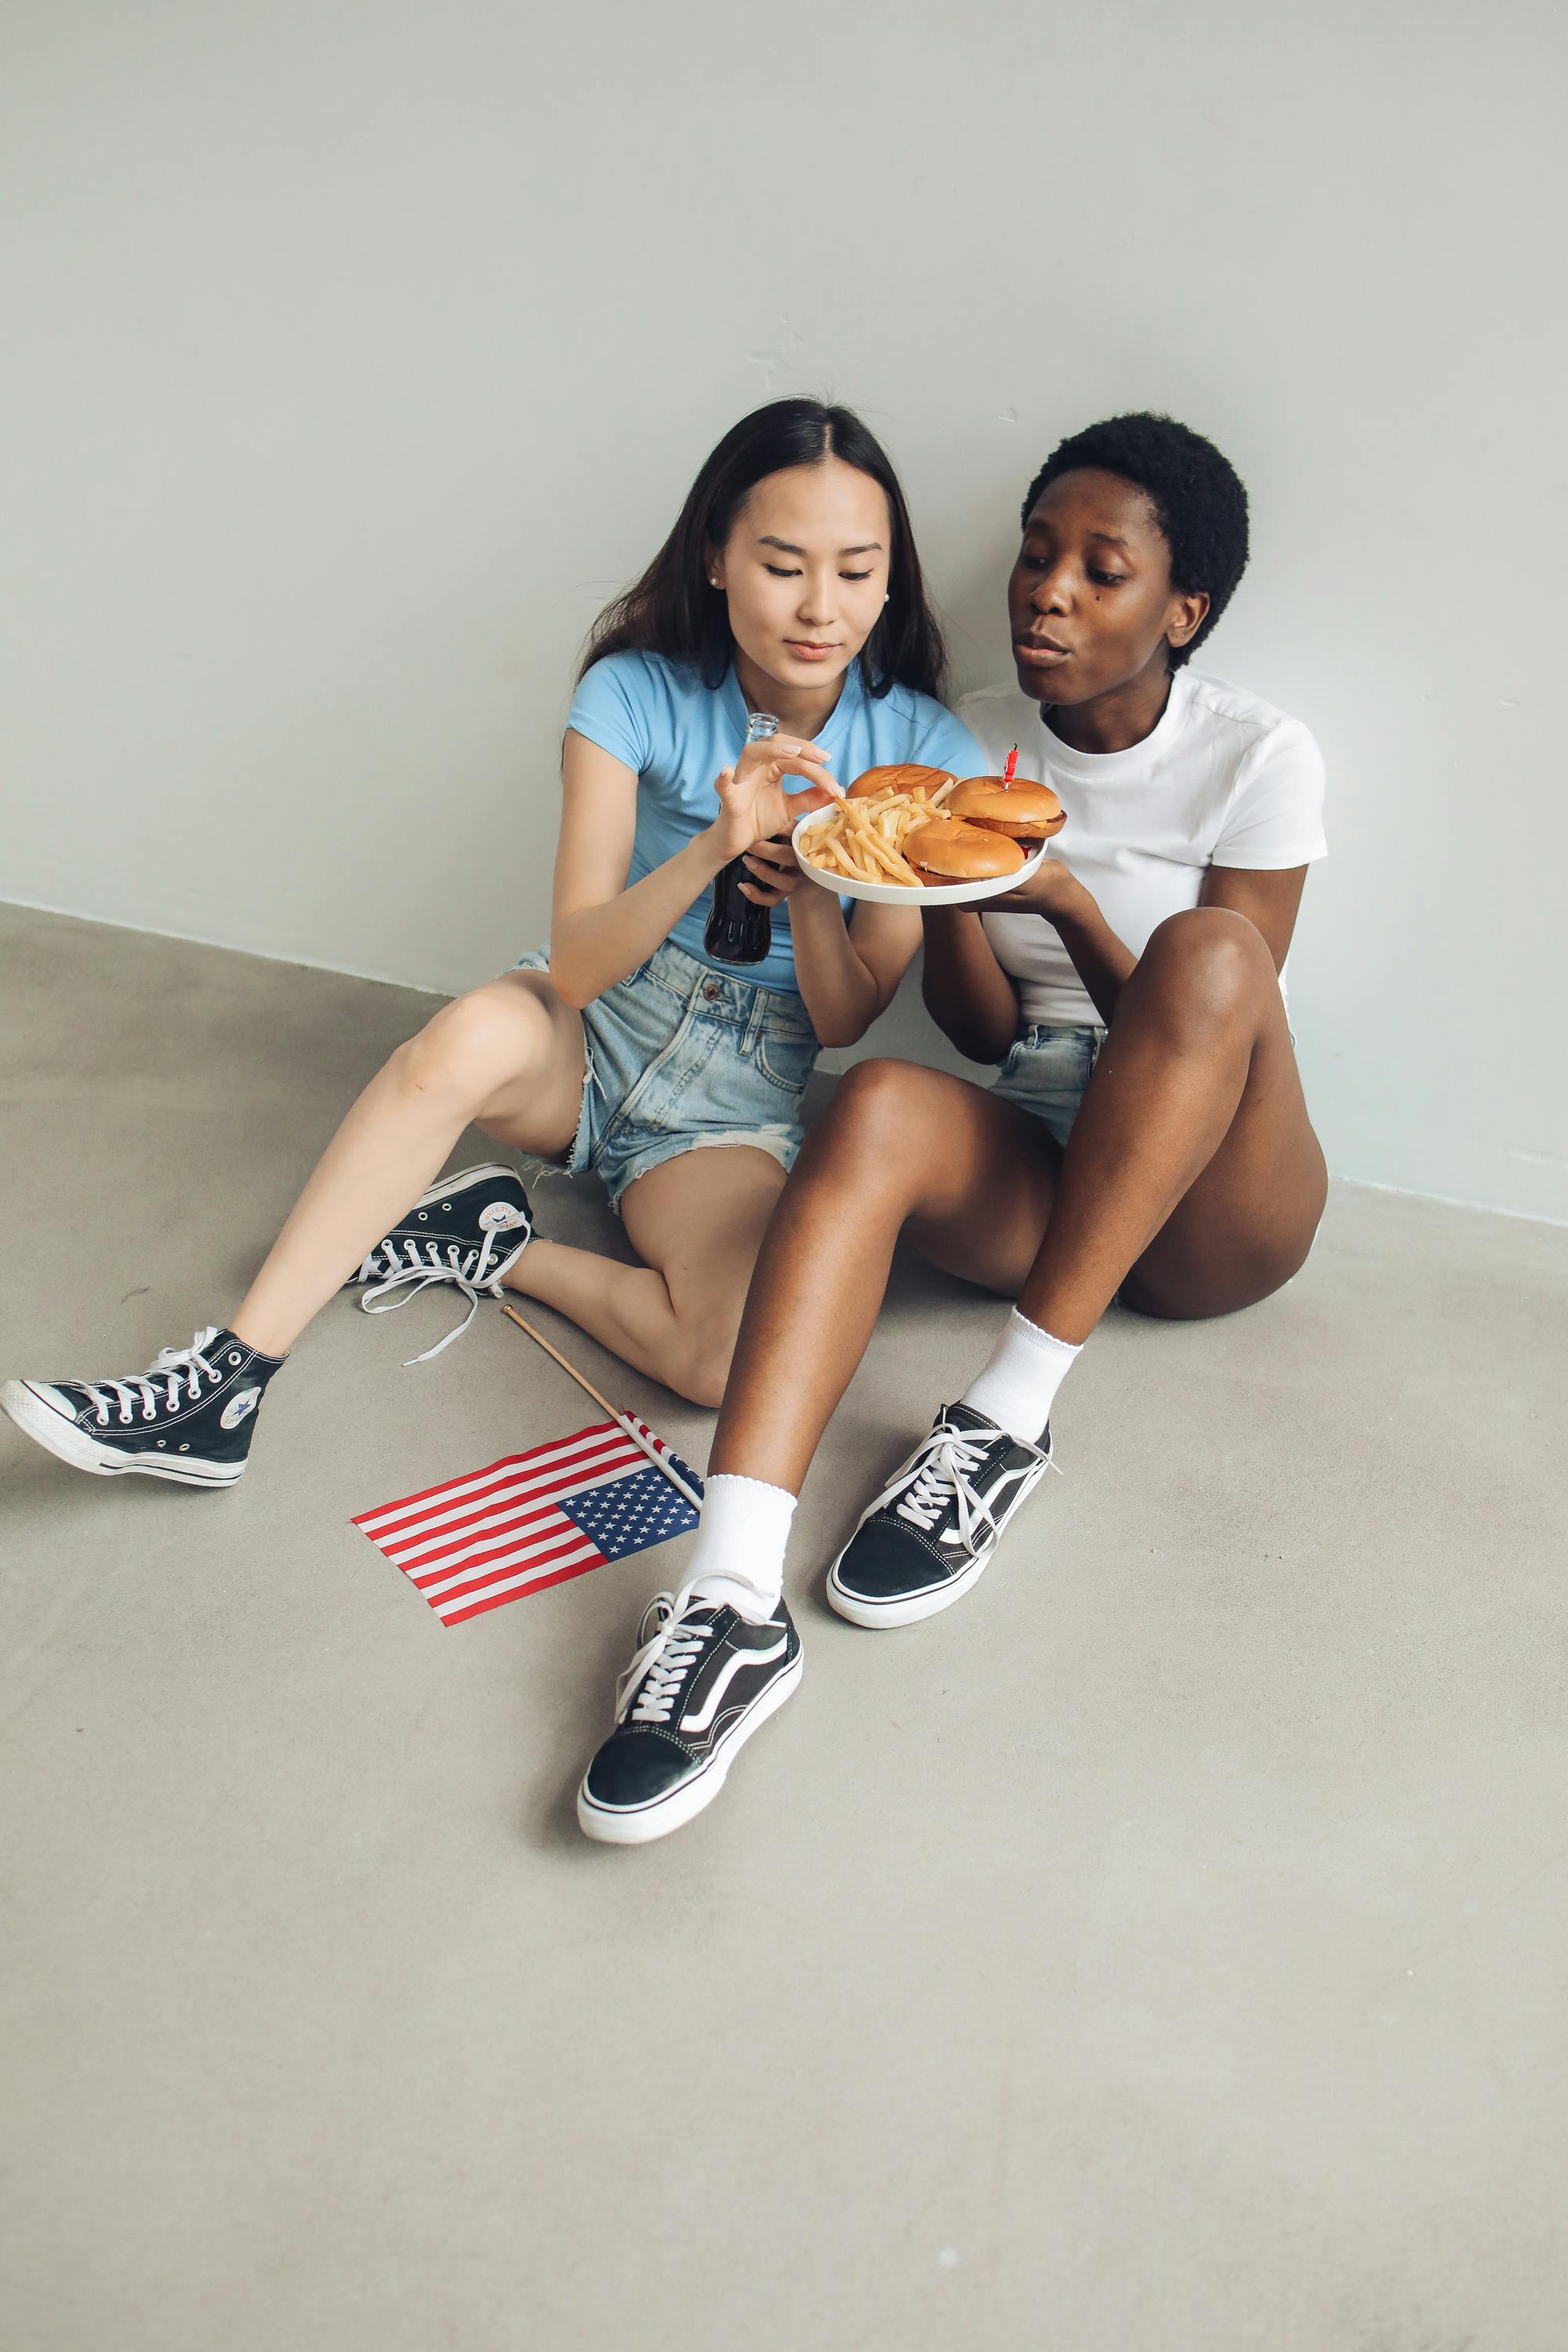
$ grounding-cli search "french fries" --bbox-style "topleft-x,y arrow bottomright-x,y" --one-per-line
797,780 -> 960,888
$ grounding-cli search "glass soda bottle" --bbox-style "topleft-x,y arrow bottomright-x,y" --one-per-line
704,710 -> 782,967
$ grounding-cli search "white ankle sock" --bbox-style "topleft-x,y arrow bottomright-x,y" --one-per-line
686,1472 -> 797,1621
960,1308 -> 1083,1447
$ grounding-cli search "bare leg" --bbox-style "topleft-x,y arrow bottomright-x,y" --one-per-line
505,1145 -> 788,1406
710,1071 -> 1058,1490
1019,907 -> 1327,1338
232,971 -> 585,1358
711,907 -> 1327,1493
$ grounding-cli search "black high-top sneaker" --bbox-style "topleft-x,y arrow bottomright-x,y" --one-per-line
1,1327 -> 284,1486
826,1402 -> 1055,1628
577,1588 -> 803,1845
354,1164 -> 535,1360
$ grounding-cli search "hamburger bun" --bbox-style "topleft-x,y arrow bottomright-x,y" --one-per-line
904,818 -> 1025,884
848,763 -> 956,802
946,775 -> 1065,842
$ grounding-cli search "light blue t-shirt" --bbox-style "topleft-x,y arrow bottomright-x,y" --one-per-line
565,650 -> 985,995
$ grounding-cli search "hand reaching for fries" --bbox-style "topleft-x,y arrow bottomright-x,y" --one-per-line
710,732 -> 844,866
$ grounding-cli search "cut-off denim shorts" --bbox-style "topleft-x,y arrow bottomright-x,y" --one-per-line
989,1021 -> 1105,1149
989,1011 -> 1298,1148
514,938 -> 819,1213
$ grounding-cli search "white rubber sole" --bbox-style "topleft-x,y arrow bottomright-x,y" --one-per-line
826,1543 -> 993,1628
826,1459 -> 1053,1628
0,1381 -> 246,1486
576,1650 -> 804,1846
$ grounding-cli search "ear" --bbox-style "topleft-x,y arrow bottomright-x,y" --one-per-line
1166,590 -> 1209,651
703,540 -> 725,593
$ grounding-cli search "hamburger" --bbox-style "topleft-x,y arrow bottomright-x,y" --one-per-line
903,818 -> 1025,884
946,775 -> 1065,844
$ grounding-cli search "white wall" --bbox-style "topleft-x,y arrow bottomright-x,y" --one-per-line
3,1 -> 1563,1221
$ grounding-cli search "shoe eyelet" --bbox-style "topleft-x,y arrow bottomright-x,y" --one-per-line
416,1210 -> 428,1221
228,1352 -> 241,1366
157,1439 -> 167,1447
179,1443 -> 190,1452
441,1201 -> 452,1211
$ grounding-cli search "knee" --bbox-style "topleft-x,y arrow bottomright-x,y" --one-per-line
1136,907 -> 1274,1033
396,986 -> 546,1111
670,1319 -> 737,1410
817,1057 -> 932,1153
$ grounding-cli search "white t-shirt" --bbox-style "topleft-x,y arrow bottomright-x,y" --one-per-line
960,669 -> 1328,1031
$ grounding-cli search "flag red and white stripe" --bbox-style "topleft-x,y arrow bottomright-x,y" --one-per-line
352,1417 -> 702,1627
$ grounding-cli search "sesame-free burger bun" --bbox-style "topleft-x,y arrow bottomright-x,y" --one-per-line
946,776 -> 1065,841
848,763 -> 956,800
905,819 -> 1025,883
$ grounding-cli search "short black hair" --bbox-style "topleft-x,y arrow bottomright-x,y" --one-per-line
1020,414 -> 1250,669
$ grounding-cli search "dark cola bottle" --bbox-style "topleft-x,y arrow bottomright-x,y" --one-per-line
704,711 -> 781,966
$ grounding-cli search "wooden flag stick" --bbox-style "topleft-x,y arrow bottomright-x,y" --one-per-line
499,1302 -> 704,1512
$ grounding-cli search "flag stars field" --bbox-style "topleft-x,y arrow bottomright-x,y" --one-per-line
353,1420 -> 703,1626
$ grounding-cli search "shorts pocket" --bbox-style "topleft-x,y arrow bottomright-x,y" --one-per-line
755,1026 -> 818,1096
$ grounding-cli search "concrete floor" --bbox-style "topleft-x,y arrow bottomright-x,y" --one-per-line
2,901 -> 1566,2352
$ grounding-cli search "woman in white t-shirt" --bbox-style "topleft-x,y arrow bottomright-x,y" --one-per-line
578,415 -> 1331,1841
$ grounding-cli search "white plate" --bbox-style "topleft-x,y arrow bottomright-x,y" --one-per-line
790,808 -> 1049,906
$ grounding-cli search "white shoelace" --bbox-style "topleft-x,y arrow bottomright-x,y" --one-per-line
358,1214 -> 528,1364
78,1327 -> 225,1427
616,1588 -> 717,1727
866,1423 -> 1062,1555
873,1428 -> 998,1552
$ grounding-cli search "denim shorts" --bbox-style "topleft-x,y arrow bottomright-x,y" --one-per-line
514,938 -> 819,1212
989,1022 -> 1105,1149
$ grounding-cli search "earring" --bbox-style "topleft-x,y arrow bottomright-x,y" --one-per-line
710,576 -> 720,588
884,594 -> 890,604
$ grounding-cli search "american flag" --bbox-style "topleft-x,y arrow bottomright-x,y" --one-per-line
353,1418 -> 703,1627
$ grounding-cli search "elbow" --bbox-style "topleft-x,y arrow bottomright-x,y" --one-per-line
939,1016 -> 1011,1066
548,961 -> 595,1013
922,983 -> 1014,1066
813,993 -> 894,1051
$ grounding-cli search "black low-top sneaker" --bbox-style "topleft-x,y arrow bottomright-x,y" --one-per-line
355,1163 -> 534,1360
1,1327 -> 283,1486
826,1402 -> 1055,1628
578,1587 -> 803,1846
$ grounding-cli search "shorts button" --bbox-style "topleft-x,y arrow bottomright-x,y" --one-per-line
702,982 -> 721,1000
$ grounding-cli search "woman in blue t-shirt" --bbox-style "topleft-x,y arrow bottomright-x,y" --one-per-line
3,399 -> 980,1488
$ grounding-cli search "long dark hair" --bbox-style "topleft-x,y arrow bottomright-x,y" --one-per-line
580,398 -> 949,700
